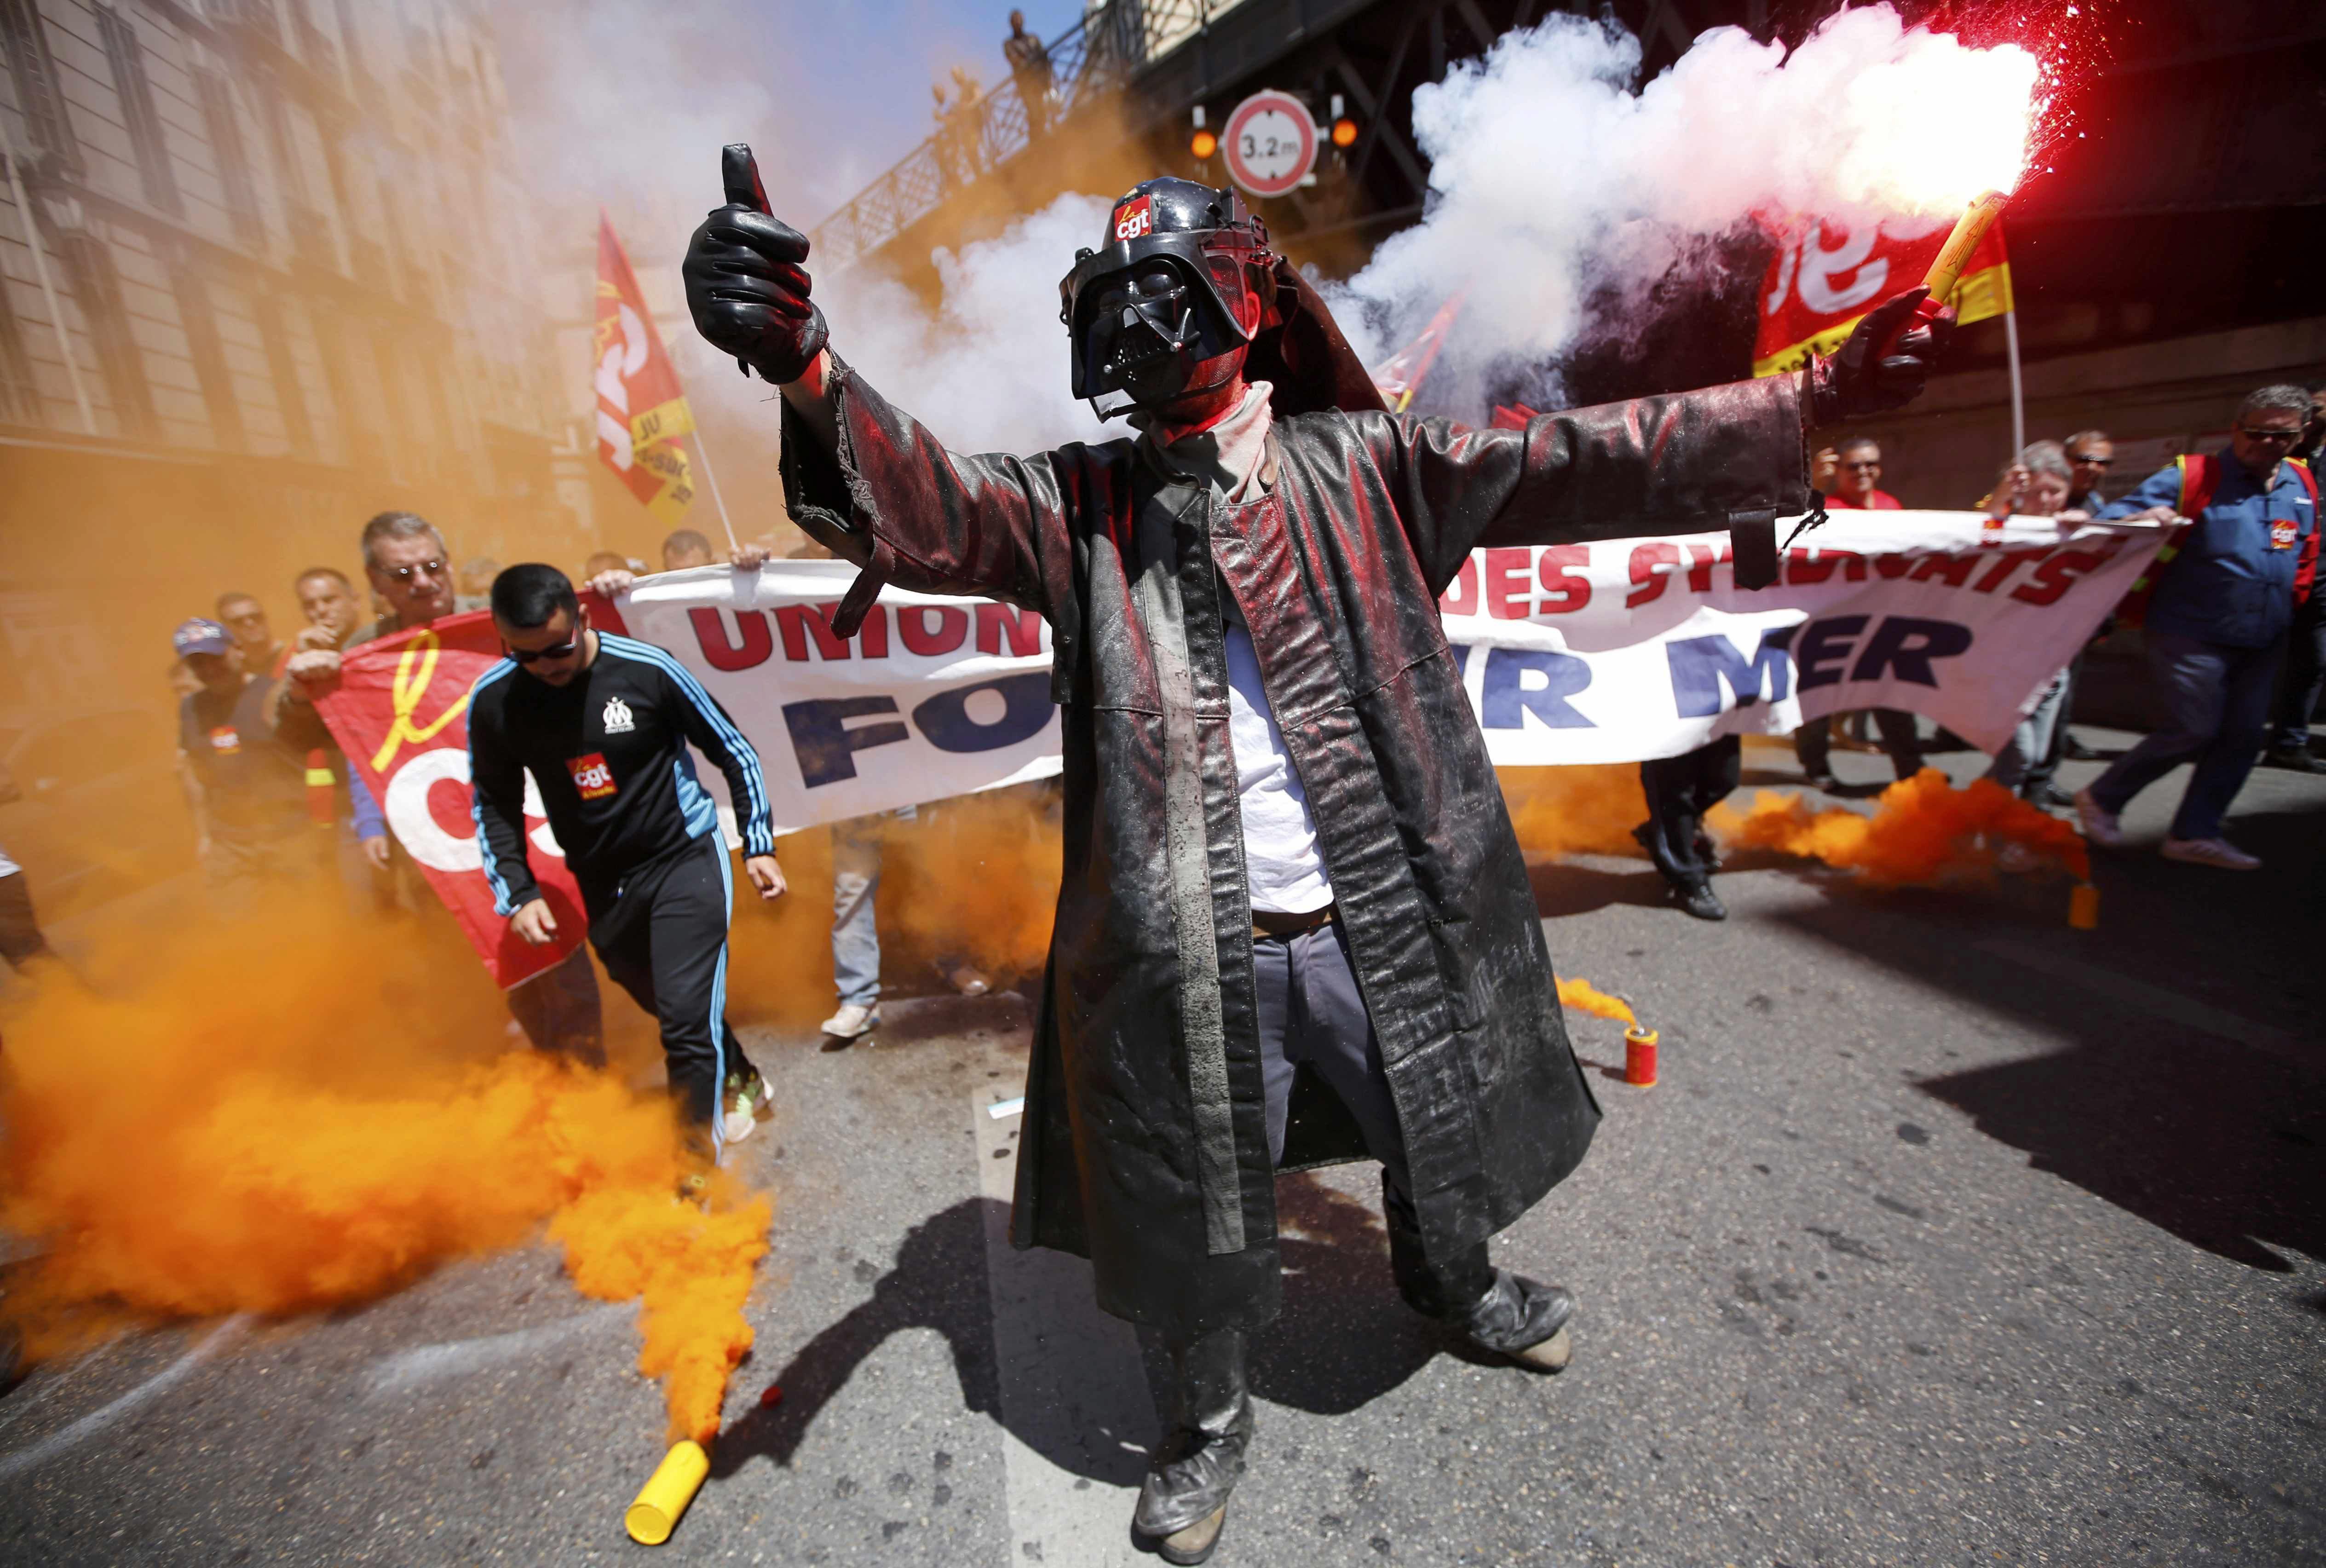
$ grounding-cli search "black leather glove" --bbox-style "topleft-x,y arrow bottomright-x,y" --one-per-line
1807,287 -> 1956,423
683,206 -> 829,384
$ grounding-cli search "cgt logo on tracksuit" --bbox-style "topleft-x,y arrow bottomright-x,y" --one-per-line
567,752 -> 618,800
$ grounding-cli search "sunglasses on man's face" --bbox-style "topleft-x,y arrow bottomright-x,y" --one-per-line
2237,426 -> 2302,444
1842,460 -> 1881,471
509,635 -> 581,664
383,558 -> 449,584
2069,454 -> 2113,468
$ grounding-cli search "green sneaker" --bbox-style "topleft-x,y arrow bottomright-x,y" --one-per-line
722,1070 -> 773,1145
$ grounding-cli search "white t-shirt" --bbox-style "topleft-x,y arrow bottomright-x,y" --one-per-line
1151,382 -> 1334,914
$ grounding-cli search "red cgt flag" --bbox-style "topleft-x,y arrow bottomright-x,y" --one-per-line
1753,210 -> 2011,378
596,214 -> 697,525
313,599 -> 628,989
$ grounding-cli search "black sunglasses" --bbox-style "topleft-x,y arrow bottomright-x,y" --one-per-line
2237,426 -> 2302,443
2068,454 -> 2113,467
510,636 -> 581,664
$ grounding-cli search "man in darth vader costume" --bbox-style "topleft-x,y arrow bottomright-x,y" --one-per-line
685,170 -> 1947,1563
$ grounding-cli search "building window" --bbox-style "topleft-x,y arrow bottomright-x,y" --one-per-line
0,277 -> 38,423
95,7 -> 183,215
196,72 -> 264,246
55,232 -> 155,440
0,0 -> 81,173
249,292 -> 314,456
170,265 -> 245,450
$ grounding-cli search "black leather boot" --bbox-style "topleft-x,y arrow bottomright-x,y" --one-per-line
1385,1177 -> 1576,1372
1133,1328 -> 1251,1565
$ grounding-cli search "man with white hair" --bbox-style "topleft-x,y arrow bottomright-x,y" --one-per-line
280,512 -> 606,1060
2077,386 -> 2319,868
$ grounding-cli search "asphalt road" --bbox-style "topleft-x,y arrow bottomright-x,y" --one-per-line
3,733 -> 2321,1568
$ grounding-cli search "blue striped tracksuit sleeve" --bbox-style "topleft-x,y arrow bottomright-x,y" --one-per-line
648,652 -> 777,856
466,663 -> 538,917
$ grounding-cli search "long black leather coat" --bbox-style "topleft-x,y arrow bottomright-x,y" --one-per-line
780,360 -> 1809,1340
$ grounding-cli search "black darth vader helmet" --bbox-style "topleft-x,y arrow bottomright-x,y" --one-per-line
1059,178 -> 1278,416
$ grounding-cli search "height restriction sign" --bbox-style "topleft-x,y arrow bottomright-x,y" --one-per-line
1221,89 -> 1316,199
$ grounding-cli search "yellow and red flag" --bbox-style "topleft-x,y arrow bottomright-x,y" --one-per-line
1752,211 -> 2012,378
595,213 -> 697,525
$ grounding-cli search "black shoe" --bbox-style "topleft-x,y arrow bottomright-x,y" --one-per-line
1134,1413 -> 1249,1564
2061,735 -> 2099,761
2023,783 -> 2075,809
1672,880 -> 1727,921
2263,747 -> 2326,774
1134,1332 -> 1251,1566
1692,832 -> 1724,874
1464,1268 -> 1577,1373
1802,771 -> 1839,793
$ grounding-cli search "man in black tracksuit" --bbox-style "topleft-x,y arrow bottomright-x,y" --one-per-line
467,564 -> 786,1157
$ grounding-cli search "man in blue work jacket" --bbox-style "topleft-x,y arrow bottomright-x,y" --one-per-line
2076,386 -> 2319,870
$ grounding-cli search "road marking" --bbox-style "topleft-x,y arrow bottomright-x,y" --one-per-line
362,1303 -> 635,1397
1972,939 -> 2308,1070
0,1314 -> 250,1482
974,1090 -> 1155,1567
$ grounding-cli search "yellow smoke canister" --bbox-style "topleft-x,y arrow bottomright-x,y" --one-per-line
2068,882 -> 2099,930
625,1440 -> 710,1545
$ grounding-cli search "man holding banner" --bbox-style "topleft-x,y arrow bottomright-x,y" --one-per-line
685,169 -> 1949,1562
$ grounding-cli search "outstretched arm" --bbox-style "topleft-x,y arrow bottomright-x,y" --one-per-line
683,193 -> 1069,614
1368,375 -> 1812,595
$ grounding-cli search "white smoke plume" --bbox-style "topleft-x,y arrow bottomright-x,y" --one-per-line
1330,4 -> 2041,411
817,194 -> 1127,455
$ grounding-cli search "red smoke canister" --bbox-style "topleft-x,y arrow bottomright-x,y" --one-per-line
1624,1026 -> 1659,1087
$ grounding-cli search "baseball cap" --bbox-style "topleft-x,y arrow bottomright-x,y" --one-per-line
172,618 -> 234,658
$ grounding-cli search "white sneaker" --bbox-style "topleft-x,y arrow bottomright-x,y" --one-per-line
2073,787 -> 2124,848
937,960 -> 991,997
819,1002 -> 881,1038
2160,836 -> 2260,871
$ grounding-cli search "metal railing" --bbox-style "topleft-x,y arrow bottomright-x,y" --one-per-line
809,0 -> 1238,273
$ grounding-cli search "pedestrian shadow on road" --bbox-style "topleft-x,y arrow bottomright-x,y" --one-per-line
1777,888 -> 2326,1275
708,1198 -> 1003,1479
1244,1173 -> 1444,1416
711,1178 -> 1462,1485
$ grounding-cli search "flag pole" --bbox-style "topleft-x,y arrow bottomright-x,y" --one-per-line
2003,307 -> 2026,457
691,426 -> 741,554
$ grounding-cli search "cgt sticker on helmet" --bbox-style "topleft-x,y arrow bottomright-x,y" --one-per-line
1112,196 -> 1153,242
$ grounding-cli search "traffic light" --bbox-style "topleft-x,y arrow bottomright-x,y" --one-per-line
1192,127 -> 1219,160
1330,116 -> 1358,148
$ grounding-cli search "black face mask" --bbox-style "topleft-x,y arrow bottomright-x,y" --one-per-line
1075,257 -> 1246,413
1059,181 -> 1273,418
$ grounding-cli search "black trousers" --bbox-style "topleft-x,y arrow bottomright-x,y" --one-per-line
1147,921 -> 1497,1392
584,834 -> 758,1146
2271,593 -> 2326,752
1638,734 -> 1741,887
1795,709 -> 1922,779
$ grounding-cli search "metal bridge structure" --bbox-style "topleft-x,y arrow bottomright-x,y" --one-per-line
806,0 -> 1781,293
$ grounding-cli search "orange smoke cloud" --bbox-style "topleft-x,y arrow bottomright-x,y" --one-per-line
1556,976 -> 1638,1026
1498,765 -> 1649,860
0,885 -> 767,1446
1707,768 -> 2090,883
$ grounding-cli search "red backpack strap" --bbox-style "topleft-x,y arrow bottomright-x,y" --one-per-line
2116,455 -> 2211,628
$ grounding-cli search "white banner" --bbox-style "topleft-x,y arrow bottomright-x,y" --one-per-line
1438,511 -> 2165,766
611,512 -> 2164,835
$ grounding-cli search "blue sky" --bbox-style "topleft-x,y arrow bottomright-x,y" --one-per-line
497,0 -> 1096,233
